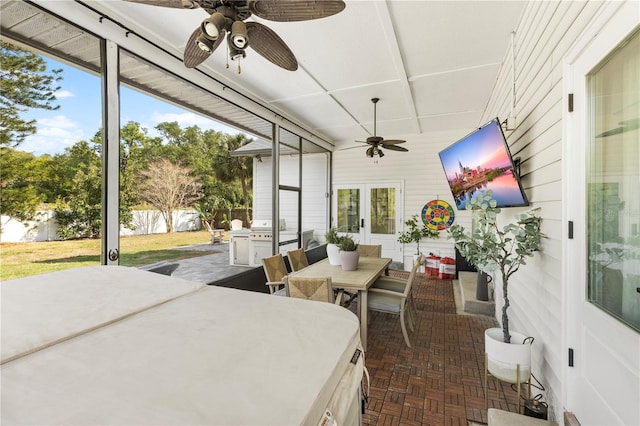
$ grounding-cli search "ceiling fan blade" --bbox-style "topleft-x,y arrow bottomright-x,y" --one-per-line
246,22 -> 298,71
123,0 -> 199,9
384,145 -> 409,152
380,139 -> 406,145
183,27 -> 223,68
249,0 -> 346,22
339,145 -> 365,151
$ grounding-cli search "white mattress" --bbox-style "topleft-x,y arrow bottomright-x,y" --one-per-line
1,266 -> 204,364
1,268 -> 362,425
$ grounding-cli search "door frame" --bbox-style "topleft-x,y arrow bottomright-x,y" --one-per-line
563,3 -> 640,424
332,181 -> 404,262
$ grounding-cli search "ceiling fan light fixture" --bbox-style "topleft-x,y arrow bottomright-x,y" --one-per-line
231,20 -> 249,49
195,33 -> 215,52
366,146 -> 374,158
229,45 -> 246,61
377,147 -> 384,158
201,12 -> 226,40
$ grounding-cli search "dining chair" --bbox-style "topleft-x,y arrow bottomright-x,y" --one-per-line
287,248 -> 309,272
357,244 -> 389,276
283,276 -> 343,305
369,260 -> 422,326
261,254 -> 288,296
357,244 -> 382,257
367,253 -> 423,348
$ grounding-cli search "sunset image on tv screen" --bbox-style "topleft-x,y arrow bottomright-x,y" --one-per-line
439,119 -> 528,210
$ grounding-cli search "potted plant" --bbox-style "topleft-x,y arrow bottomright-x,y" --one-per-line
398,214 -> 440,255
325,227 -> 344,265
398,214 -> 439,271
338,234 -> 359,271
447,191 -> 543,391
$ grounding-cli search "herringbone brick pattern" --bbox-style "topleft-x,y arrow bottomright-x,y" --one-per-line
362,272 -> 521,425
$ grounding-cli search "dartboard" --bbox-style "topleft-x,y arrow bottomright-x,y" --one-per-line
421,199 -> 455,230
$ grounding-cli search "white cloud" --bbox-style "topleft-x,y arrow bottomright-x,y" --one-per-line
55,90 -> 74,99
38,115 -> 78,129
19,114 -> 84,155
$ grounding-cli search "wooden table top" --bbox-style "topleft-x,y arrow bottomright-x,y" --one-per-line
290,257 -> 392,291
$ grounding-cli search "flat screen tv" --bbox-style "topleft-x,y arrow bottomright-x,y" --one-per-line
438,118 -> 529,210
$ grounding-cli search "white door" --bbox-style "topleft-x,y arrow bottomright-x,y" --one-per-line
565,4 -> 639,425
333,182 -> 403,262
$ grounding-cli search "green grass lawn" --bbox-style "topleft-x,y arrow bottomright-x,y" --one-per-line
0,230 -> 222,281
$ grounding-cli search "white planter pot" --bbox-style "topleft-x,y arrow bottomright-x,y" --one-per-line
484,327 -> 532,383
340,251 -> 359,271
326,243 -> 341,265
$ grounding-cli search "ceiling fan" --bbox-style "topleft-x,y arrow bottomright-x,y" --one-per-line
357,98 -> 408,158
123,0 -> 346,73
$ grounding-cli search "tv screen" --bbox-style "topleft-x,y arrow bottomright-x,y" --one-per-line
438,118 -> 529,210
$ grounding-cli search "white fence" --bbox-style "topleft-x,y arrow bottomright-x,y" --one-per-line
1,209 -> 200,243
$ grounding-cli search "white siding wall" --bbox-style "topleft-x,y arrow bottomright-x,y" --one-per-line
333,2 -> 619,422
253,153 -> 329,241
479,1 -> 607,422
333,130 -> 473,269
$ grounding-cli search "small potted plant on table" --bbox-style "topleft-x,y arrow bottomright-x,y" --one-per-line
339,235 -> 359,271
325,228 -> 344,265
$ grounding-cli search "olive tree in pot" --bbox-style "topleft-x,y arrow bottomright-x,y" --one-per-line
447,191 -> 543,405
325,228 -> 344,266
398,214 -> 439,271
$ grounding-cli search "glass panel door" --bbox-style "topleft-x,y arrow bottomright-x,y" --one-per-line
333,182 -> 402,261
587,28 -> 640,331
369,187 -> 396,235
336,188 -> 361,234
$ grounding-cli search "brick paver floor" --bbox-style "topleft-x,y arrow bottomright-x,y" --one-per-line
362,271 -> 522,425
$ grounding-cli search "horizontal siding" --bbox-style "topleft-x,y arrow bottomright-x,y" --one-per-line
479,1 -> 608,423
333,130 -> 470,268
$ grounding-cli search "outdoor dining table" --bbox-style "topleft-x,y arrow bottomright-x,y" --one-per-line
288,256 -> 392,350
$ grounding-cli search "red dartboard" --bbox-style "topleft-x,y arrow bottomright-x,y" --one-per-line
421,200 -> 455,230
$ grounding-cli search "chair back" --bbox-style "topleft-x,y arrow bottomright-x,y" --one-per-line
357,244 -> 382,257
284,276 -> 335,303
404,254 -> 424,297
287,248 -> 309,272
261,254 -> 288,283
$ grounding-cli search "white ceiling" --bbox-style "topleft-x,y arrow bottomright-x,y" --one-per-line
11,0 -> 527,150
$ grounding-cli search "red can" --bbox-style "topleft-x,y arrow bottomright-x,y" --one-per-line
425,254 -> 440,276
438,256 -> 456,279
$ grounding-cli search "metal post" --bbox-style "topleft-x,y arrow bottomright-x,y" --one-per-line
101,39 -> 120,265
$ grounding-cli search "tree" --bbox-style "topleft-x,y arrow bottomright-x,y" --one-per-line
52,141 -> 102,239
0,41 -> 62,147
54,162 -> 102,239
139,158 -> 203,233
0,147 -> 45,224
213,133 -> 253,224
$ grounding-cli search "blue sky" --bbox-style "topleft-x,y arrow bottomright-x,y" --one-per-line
19,57 -> 243,156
